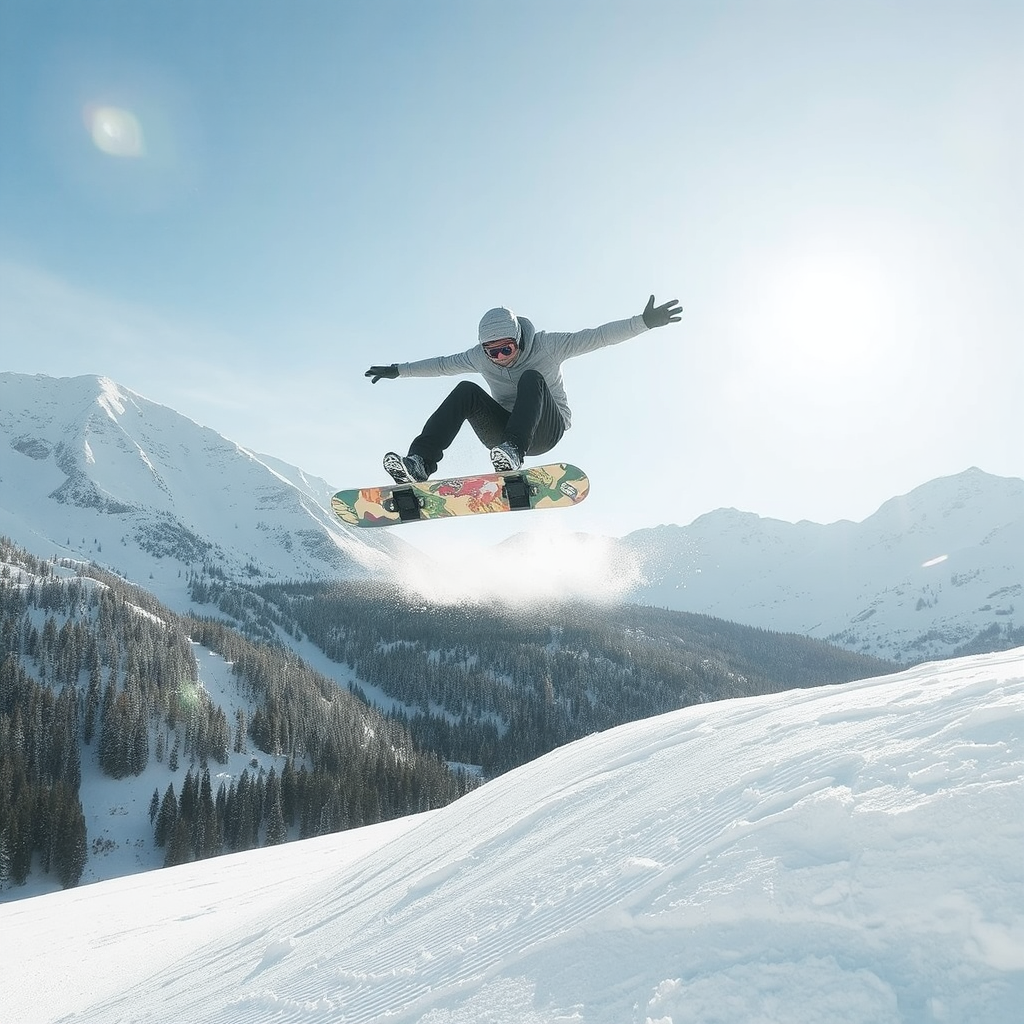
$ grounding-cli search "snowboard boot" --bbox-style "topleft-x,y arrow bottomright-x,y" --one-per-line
383,452 -> 428,484
489,441 -> 523,473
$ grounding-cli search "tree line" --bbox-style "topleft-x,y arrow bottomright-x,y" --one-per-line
149,743 -> 452,869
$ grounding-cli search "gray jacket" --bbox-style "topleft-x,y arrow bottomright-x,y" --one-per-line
396,314 -> 648,429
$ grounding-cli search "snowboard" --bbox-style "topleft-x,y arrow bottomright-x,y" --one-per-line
331,463 -> 589,528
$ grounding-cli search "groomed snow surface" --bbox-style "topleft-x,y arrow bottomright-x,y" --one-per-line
3,648 -> 1022,1024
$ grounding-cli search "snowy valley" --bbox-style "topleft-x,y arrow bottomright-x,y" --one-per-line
0,534 -> 885,900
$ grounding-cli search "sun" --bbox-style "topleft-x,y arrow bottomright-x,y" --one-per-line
756,247 -> 892,384
773,254 -> 886,355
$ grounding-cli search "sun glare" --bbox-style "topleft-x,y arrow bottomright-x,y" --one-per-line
85,105 -> 145,158
774,254 -> 885,353
748,244 -> 895,392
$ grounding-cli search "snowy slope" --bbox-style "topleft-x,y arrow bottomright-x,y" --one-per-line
4,647 -> 1021,1024
0,372 -> 407,608
622,467 -> 1023,663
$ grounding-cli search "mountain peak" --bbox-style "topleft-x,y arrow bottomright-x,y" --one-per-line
94,375 -> 131,419
0,371 -> 405,610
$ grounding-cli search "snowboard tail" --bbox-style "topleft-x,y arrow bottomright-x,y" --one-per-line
331,463 -> 589,528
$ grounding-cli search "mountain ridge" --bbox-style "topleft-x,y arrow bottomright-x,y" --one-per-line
1,372 -> 1019,665
618,466 -> 1023,662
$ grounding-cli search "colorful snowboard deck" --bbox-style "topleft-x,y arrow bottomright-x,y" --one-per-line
331,463 -> 589,528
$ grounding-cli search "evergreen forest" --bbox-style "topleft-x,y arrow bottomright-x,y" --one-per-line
190,577 -> 895,774
0,539 -> 469,890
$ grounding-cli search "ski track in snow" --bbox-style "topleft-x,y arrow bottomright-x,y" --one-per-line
3,648 -> 1023,1024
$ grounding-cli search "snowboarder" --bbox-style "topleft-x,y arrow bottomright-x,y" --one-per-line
365,294 -> 682,483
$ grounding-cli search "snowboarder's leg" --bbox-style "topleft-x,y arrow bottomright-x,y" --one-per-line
408,381 -> 508,474
503,369 -> 565,459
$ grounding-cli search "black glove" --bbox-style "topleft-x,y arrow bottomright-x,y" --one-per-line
642,295 -> 683,329
365,364 -> 399,384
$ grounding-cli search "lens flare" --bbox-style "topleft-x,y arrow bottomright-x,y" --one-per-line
175,679 -> 203,712
85,104 -> 145,157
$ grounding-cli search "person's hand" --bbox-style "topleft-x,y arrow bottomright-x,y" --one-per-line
642,295 -> 683,329
365,364 -> 399,383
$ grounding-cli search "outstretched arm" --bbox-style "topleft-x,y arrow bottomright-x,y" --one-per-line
550,294 -> 684,360
365,348 -> 479,383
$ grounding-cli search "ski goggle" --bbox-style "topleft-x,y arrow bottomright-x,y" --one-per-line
483,340 -> 517,360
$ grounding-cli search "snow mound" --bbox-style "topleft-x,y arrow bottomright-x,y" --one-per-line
3,648 -> 1022,1024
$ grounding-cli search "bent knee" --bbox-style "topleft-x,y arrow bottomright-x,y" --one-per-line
448,380 -> 489,403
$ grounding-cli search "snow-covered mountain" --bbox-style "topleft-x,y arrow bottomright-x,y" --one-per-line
0,372 -> 405,607
4,646 -> 1022,1024
1,373 -> 1018,665
620,467 -> 1023,664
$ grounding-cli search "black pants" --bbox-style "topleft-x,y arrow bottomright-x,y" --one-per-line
408,370 -> 565,474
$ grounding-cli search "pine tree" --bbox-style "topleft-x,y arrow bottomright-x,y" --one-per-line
265,795 -> 287,846
129,708 -> 148,776
196,767 -> 221,859
33,790 -> 53,875
154,784 -> 177,848
83,658 -> 100,746
165,817 -> 191,868
10,797 -> 32,884
0,827 -> 10,891
233,708 -> 247,754
54,793 -> 87,888
281,759 -> 297,827
97,682 -> 120,777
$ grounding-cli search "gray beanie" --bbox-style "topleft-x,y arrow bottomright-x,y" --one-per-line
478,306 -> 521,345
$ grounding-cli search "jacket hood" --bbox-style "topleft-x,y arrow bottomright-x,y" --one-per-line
515,316 -> 535,360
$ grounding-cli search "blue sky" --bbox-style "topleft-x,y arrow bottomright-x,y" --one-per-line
1,1 -> 1020,550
